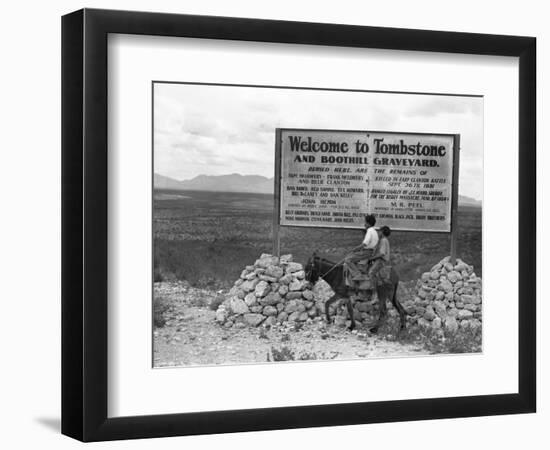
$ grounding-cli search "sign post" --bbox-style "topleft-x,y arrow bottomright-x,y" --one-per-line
449,134 -> 461,264
273,128 -> 460,259
272,128 -> 282,256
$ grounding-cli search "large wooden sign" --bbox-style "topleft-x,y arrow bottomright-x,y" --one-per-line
274,128 -> 460,234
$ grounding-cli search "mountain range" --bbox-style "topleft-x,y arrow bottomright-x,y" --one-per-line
154,173 -> 481,205
154,173 -> 274,194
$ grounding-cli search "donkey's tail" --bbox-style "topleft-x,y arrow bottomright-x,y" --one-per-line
392,278 -> 408,325
392,279 -> 398,302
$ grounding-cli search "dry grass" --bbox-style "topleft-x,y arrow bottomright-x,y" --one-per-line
376,319 -> 482,354
153,189 -> 481,290
153,296 -> 170,328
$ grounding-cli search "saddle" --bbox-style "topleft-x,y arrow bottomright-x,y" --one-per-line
344,260 -> 392,290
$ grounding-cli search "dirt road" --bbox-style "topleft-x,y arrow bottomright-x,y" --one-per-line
153,282 -> 428,367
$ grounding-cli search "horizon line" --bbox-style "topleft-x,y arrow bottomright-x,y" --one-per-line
154,171 -> 482,203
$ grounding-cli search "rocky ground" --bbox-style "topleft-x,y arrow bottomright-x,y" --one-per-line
153,281 -> 429,367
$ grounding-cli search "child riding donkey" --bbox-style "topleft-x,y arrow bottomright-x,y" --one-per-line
310,214 -> 404,332
344,214 -> 392,293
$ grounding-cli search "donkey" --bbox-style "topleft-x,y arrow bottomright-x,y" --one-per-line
304,254 -> 407,333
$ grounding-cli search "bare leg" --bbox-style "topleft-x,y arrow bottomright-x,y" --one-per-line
368,259 -> 384,289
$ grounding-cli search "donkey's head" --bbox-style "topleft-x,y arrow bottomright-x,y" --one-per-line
304,251 -> 320,284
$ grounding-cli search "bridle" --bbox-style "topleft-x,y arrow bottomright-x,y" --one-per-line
307,245 -> 362,280
308,256 -> 346,280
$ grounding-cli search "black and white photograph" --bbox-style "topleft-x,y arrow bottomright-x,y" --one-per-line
152,82 -> 483,367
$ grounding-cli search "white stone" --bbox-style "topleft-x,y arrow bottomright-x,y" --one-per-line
243,313 -> 265,327
457,309 -> 474,320
254,280 -> 270,297
263,305 -> 278,316
215,309 -> 227,323
244,292 -> 257,307
259,292 -> 281,306
286,262 -> 304,273
294,270 -> 305,279
286,291 -> 302,300
279,274 -> 293,285
256,255 -> 279,268
265,265 -> 284,279
229,297 -> 249,315
240,278 -> 259,292
264,316 -> 277,327
444,316 -> 458,333
259,275 -> 278,283
424,306 -> 436,321
439,280 -> 453,293
289,280 -> 306,291
280,254 -> 293,263
447,271 -> 462,283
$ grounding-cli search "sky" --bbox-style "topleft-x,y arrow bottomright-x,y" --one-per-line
154,83 -> 483,200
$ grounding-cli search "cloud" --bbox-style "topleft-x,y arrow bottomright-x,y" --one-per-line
153,83 -> 483,199
406,97 -> 483,118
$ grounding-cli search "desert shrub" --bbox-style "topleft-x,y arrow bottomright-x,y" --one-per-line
269,346 -> 295,361
208,294 -> 225,311
298,352 -> 318,360
154,239 -> 268,289
154,191 -> 481,288
153,262 -> 176,282
187,292 -> 210,308
153,296 -> 170,328
268,346 -> 338,362
153,267 -> 163,282
377,320 -> 482,354
425,326 -> 482,354
196,275 -> 224,290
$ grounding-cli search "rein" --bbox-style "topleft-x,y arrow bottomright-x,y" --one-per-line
314,245 -> 363,279
317,257 -> 346,278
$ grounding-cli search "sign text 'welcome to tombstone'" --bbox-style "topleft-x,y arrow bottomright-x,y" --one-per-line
276,128 -> 459,232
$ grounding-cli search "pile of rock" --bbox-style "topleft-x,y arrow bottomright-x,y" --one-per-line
215,254 -> 328,328
403,256 -> 482,332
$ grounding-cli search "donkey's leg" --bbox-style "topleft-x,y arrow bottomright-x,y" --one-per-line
345,295 -> 356,331
324,294 -> 339,324
369,286 -> 388,334
390,282 -> 407,330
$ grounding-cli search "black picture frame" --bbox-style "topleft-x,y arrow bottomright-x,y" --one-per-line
61,8 -> 536,442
